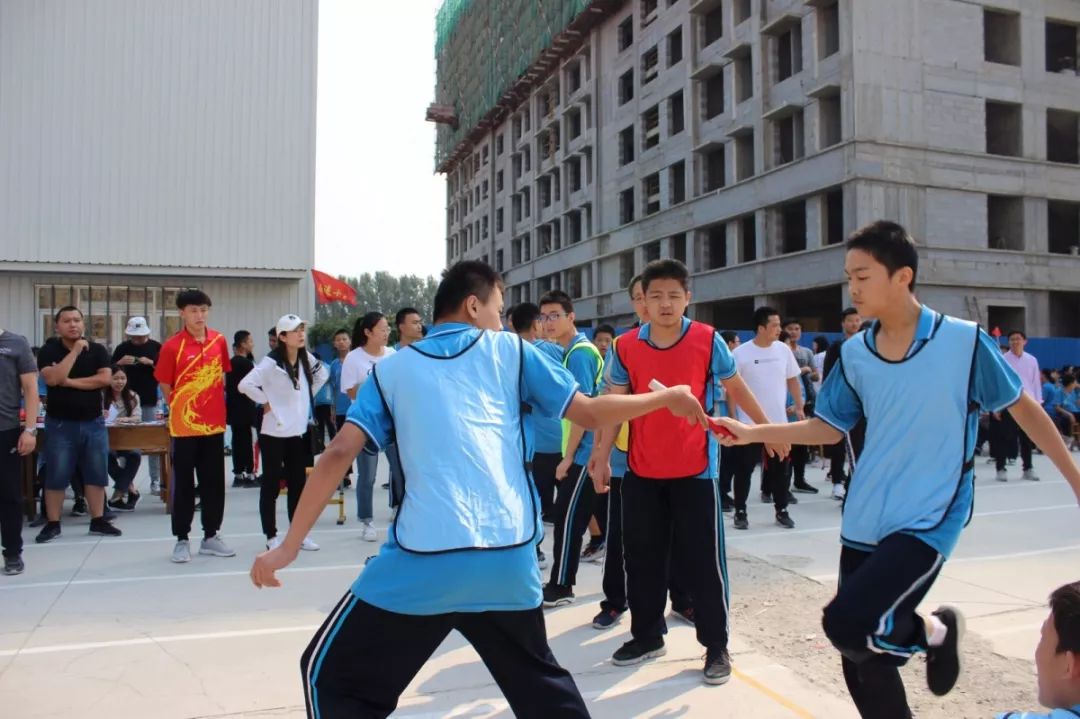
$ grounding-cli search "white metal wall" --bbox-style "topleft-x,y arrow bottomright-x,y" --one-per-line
0,271 -> 306,350
0,0 -> 317,272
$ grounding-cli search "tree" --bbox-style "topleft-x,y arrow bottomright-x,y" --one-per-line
310,272 -> 439,345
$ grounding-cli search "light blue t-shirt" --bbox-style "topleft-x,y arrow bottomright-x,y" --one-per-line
328,357 -> 351,416
1064,387 -> 1080,413
604,317 -> 737,479
346,322 -> 579,615
997,707 -> 1080,719
563,332 -> 603,467
531,339 -> 566,454
1042,382 -> 1062,414
815,306 -> 1022,557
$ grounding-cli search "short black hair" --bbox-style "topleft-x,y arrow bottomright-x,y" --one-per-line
233,330 -> 251,347
395,307 -> 421,328
627,274 -> 643,298
594,324 -> 616,339
54,305 -> 83,323
538,290 -> 574,314
1050,581 -> 1080,654
176,289 -> 212,309
510,302 -> 542,333
268,327 -> 277,337
1063,373 -> 1077,387
841,307 -> 859,320
720,330 -> 738,345
333,328 -> 350,338
641,259 -> 689,293
846,220 -> 919,290
432,260 -> 503,322
783,318 -> 801,329
812,335 -> 830,353
753,306 -> 779,331
1007,329 -> 1026,340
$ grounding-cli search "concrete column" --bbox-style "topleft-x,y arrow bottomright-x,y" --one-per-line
806,194 -> 824,250
726,220 -> 739,266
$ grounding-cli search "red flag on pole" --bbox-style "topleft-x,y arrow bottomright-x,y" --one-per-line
990,326 -> 1002,338
311,270 -> 357,306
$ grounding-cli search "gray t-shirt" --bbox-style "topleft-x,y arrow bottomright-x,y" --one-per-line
791,344 -> 817,403
0,331 -> 36,430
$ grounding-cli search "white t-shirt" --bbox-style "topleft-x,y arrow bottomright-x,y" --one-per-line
340,345 -> 396,395
812,351 -> 826,393
732,340 -> 800,424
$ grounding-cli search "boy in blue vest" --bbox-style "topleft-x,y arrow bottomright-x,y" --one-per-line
997,580 -> 1080,719
589,259 -> 778,685
509,301 -> 564,570
713,221 -> 1080,718
538,289 -> 605,608
249,261 -> 712,719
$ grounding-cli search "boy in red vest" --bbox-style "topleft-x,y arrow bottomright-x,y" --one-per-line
589,259 -> 781,685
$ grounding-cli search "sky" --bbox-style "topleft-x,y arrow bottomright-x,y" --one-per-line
314,0 -> 447,279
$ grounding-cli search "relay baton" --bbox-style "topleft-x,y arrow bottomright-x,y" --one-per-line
647,379 -> 737,439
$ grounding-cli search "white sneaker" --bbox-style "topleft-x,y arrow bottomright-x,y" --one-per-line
171,540 -> 191,563
831,483 -> 846,500
266,535 -> 284,551
151,480 -> 161,497
1022,469 -> 1039,481
361,522 -> 378,542
199,535 -> 236,557
996,469 -> 1008,482
301,536 -> 320,551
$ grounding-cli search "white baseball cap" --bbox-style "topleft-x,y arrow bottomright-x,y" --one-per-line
275,314 -> 306,335
125,317 -> 151,337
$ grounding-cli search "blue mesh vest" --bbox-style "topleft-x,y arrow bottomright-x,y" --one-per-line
838,314 -> 980,550
370,329 -> 539,554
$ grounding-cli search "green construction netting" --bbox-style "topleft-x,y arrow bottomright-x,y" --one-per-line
433,0 -> 592,170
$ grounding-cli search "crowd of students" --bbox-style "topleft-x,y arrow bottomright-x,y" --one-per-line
3,221 -> 1080,719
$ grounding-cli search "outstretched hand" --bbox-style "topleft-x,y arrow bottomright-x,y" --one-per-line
250,544 -> 298,589
710,416 -> 752,446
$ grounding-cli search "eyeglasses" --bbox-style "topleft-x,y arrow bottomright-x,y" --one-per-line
539,312 -> 568,322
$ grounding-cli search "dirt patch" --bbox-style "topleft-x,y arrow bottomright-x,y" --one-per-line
727,550 -> 1037,718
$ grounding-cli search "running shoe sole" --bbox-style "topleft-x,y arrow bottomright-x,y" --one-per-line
612,646 -> 667,666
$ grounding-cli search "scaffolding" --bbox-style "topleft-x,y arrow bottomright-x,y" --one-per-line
430,0 -> 615,173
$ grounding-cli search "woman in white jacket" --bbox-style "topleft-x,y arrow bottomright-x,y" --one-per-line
239,314 -> 328,551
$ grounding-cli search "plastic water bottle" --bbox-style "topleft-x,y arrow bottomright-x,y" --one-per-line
155,399 -> 165,422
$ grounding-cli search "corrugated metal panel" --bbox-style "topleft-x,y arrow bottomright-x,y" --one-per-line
0,271 -> 308,350
0,0 -> 317,271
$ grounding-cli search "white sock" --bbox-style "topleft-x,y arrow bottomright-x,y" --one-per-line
927,615 -> 948,647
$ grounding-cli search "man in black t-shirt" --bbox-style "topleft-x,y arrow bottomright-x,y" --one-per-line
112,316 -> 162,491
226,331 -> 257,487
36,307 -> 122,543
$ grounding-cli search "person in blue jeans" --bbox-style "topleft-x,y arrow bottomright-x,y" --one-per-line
250,260 -> 711,719
996,580 -> 1080,719
35,306 -> 122,542
327,329 -> 353,487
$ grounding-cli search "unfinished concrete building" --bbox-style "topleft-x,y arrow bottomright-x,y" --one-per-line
431,0 -> 1080,334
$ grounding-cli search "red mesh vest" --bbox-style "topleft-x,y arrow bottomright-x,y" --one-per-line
616,321 -> 714,479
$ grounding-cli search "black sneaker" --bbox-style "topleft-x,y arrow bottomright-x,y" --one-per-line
612,638 -> 667,666
760,491 -> 772,504
70,498 -> 88,517
592,608 -> 625,630
36,523 -> 61,544
792,482 -> 819,494
3,556 -> 25,576
927,606 -> 965,696
343,477 -> 352,488
124,492 -> 141,512
109,497 -> 135,512
89,518 -> 122,537
542,583 -> 575,608
733,511 -> 749,530
672,607 -> 695,626
776,511 -> 795,529
231,475 -> 245,488
720,494 -> 735,513
704,649 -> 732,685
